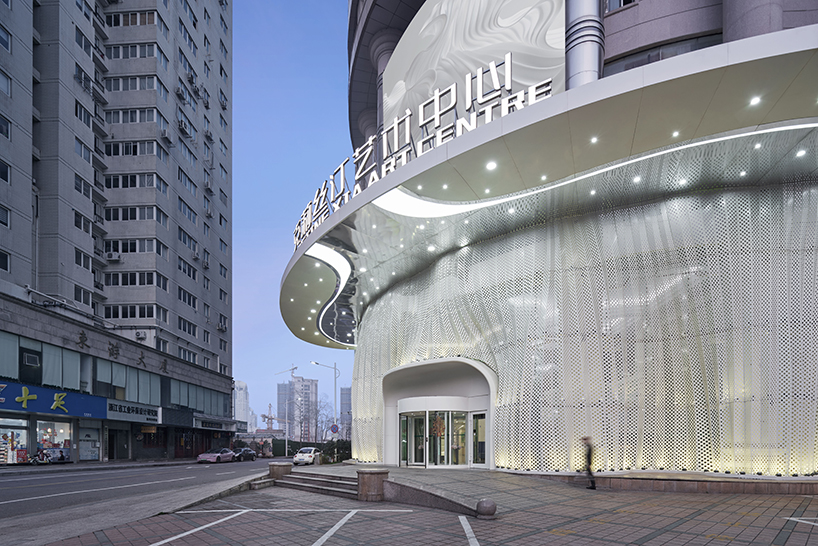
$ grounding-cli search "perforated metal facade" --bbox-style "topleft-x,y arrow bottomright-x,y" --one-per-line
352,181 -> 818,475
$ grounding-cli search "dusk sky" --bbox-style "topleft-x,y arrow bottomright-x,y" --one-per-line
231,2 -> 356,420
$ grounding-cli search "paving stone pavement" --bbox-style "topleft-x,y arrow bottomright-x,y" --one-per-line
48,468 -> 818,545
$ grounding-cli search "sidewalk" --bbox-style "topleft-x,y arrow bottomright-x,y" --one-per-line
49,464 -> 818,546
0,456 -> 291,477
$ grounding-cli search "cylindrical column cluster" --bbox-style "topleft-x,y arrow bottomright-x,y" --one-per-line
565,0 -> 605,90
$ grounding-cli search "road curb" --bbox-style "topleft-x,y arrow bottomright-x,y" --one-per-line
0,460 -> 197,477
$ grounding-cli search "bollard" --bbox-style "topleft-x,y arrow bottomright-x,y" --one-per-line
268,462 -> 293,480
357,468 -> 389,501
476,498 -> 497,519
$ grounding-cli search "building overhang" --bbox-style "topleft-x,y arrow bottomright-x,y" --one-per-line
281,25 -> 818,349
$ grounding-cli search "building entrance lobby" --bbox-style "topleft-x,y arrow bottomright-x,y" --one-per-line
382,359 -> 496,469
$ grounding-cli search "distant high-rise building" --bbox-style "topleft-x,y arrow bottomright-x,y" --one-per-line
0,0 -> 233,464
248,407 -> 258,433
277,375 -> 318,442
339,387 -> 351,440
233,380 -> 249,425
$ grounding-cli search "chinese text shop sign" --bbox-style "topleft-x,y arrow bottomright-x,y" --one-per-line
0,381 -> 107,419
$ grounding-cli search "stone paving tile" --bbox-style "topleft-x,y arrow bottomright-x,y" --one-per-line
45,469 -> 818,546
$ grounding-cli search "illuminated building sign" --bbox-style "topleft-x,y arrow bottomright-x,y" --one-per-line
0,381 -> 107,419
293,53 -> 554,250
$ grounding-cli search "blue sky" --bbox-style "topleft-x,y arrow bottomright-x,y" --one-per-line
231,2 -> 356,421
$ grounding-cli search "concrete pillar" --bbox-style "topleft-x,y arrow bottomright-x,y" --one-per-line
368,28 -> 402,169
565,0 -> 605,90
723,0 -> 783,43
268,462 -> 293,480
357,468 -> 389,501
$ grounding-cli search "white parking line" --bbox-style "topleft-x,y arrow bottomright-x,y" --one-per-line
177,509 -> 413,513
785,517 -> 818,527
148,510 -> 248,546
459,516 -> 481,546
312,510 -> 358,546
0,476 -> 196,505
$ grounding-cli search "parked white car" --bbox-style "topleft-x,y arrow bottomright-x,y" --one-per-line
293,447 -> 321,465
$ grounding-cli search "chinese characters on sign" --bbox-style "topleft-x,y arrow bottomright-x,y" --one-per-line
293,52 -> 553,250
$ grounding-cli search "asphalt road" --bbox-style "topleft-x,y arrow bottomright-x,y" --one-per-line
0,459 -> 271,546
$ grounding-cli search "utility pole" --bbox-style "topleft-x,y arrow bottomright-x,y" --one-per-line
275,366 -> 297,457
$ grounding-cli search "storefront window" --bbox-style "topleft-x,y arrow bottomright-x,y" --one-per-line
37,420 -> 72,462
0,418 -> 29,464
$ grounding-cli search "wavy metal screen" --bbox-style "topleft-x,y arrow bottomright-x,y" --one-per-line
352,183 -> 818,475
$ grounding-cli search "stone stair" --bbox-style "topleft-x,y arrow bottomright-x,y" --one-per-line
273,471 -> 359,500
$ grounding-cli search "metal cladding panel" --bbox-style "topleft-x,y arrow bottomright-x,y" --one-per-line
352,182 -> 818,474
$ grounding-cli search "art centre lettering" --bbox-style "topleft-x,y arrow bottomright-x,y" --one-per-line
293,53 -> 552,250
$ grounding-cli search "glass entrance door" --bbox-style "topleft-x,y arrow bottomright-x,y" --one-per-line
411,415 -> 425,465
399,411 -> 470,467
472,413 -> 486,466
400,415 -> 408,466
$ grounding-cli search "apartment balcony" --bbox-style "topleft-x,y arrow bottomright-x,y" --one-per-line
93,45 -> 108,73
92,152 -> 108,171
92,113 -> 107,137
93,11 -> 108,40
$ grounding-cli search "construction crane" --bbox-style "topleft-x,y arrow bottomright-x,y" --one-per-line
260,403 -> 275,430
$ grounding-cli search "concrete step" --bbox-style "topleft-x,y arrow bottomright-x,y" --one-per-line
274,478 -> 358,500
249,478 -> 275,490
285,473 -> 358,491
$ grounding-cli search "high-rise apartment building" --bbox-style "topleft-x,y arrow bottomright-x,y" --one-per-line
232,379 -> 249,424
277,375 -> 318,442
339,386 -> 351,441
0,0 -> 233,465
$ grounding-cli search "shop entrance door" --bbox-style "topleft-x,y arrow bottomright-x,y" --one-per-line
411,414 -> 425,466
471,413 -> 486,467
108,429 -> 129,460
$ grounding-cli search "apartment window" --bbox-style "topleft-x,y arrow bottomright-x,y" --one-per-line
1,0 -> 9,8
156,273 -> 168,291
219,139 -> 228,155
178,49 -> 196,81
219,264 -> 227,279
0,114 -> 9,139
203,331 -> 210,344
219,239 -> 227,253
219,214 -> 227,229
75,101 -> 91,128
178,286 -> 197,309
157,306 -> 168,323
0,250 -> 8,272
0,204 -> 9,227
74,285 -> 91,306
104,140 -> 158,157
204,9 -> 211,26
219,165 -> 227,181
105,173 -> 162,190
203,61 -> 210,78
203,223 -> 210,237
219,65 -> 228,84
0,159 -> 8,184
74,27 -> 91,57
178,197 -> 197,224
219,338 -> 227,351
178,19 -> 197,56
74,174 -> 91,199
219,289 -> 227,304
106,11 -> 156,27
203,278 -> 210,291
158,16 -> 169,39
219,40 -> 228,58
180,0 -> 197,27
104,206 -> 161,222
178,227 -> 197,252
159,80 -> 168,101
178,168 -> 197,196
0,25 -> 11,52
156,338 -> 168,352
180,141 -> 197,167
219,15 -> 228,34
178,316 -> 197,338
0,69 -> 9,96
75,138 -> 91,163
219,115 -> 227,130
74,249 -> 91,270
178,257 -> 197,280
203,303 -> 210,317
219,189 -> 228,205
74,211 -> 91,234
178,347 -> 197,364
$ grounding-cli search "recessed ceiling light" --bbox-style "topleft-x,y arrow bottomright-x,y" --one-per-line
314,263 -> 320,267
375,286 -> 379,289
417,185 -> 422,190
290,298 -> 294,302
754,143 -> 761,149
363,292 -> 368,296
508,208 -> 515,214
347,333 -> 352,337
372,224 -> 376,229
484,189 -> 490,194
590,190 -> 596,195
440,220 -> 445,224
341,311 -> 346,315
319,278 -> 323,282
740,171 -> 747,177
442,184 -> 448,189
399,244 -> 404,248
486,161 -> 497,170
633,176 -> 641,183
316,300 -> 320,304
392,272 -> 395,275
427,245 -> 435,251
796,149 -> 806,157
301,327 -> 305,331
541,175 -> 547,181
750,96 -> 761,106
360,267 -> 366,272
304,283 -> 308,287
679,178 -> 688,185
591,137 -> 598,144
672,131 -> 679,137
314,332 -> 319,335
464,220 -> 469,224
310,309 -> 316,313
418,224 -> 425,230
362,249 -> 368,253
370,278 -> 374,281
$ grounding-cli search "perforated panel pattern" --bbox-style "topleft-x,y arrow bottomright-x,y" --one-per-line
351,183 -> 818,474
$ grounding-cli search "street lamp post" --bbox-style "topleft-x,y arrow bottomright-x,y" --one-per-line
275,366 -> 297,458
311,361 -> 339,434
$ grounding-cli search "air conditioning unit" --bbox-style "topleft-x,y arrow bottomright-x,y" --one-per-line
175,86 -> 186,99
187,72 -> 196,84
217,324 -> 227,332
219,98 -> 227,110
178,119 -> 190,136
193,252 -> 200,261
192,84 -> 201,97
202,97 -> 210,109
161,129 -> 172,141
135,331 -> 147,341
205,209 -> 213,218
204,180 -> 213,193
105,252 -> 121,262
202,260 -> 210,269
204,130 -> 214,142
